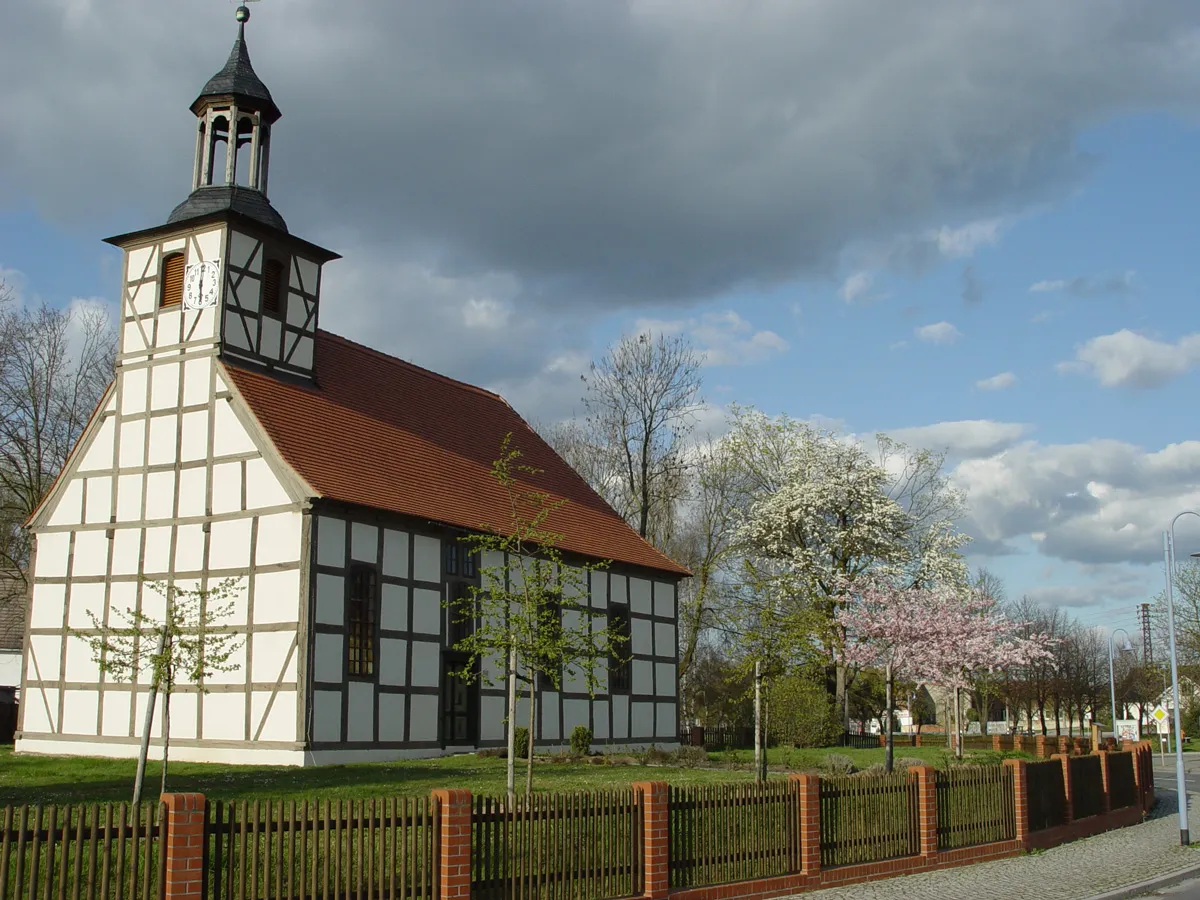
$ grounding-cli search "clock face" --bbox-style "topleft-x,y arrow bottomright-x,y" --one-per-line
183,260 -> 221,310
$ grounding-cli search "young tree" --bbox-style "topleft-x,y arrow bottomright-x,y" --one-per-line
0,295 -> 114,609
446,434 -> 620,800
75,578 -> 244,804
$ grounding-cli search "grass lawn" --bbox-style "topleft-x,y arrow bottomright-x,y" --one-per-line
0,744 -> 990,806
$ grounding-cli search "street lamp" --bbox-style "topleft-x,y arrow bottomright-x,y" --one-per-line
1163,513 -> 1198,847
1108,627 -> 1135,741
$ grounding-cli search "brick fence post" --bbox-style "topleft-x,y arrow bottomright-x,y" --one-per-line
161,793 -> 206,900
1096,750 -> 1112,815
635,782 -> 669,900
1003,759 -> 1029,850
914,733 -> 922,748
431,789 -> 472,900
909,766 -> 938,859
1052,753 -> 1074,823
1013,733 -> 1023,753
1035,735 -> 1046,758
992,734 -> 1001,751
789,773 -> 821,875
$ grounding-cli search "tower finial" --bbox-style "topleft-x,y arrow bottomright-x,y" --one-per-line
235,4 -> 250,24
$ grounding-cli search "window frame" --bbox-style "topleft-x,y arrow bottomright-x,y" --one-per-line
346,562 -> 379,680
159,251 -> 185,308
536,592 -> 564,692
260,256 -> 287,319
608,602 -> 632,694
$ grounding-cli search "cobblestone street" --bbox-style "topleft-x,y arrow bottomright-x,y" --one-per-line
790,758 -> 1200,900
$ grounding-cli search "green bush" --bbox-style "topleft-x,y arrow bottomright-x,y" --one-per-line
514,726 -> 530,760
822,753 -> 857,775
768,673 -> 843,748
570,725 -> 592,757
674,746 -> 708,768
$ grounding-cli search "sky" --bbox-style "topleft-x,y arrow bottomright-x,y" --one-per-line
3,0 -> 1200,639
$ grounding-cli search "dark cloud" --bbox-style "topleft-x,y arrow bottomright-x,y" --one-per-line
4,1 -> 1200,312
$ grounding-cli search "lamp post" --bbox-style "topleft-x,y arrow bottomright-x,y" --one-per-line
1108,627 -> 1134,741
1163,513 -> 1198,847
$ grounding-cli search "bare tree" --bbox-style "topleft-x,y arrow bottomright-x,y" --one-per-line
578,332 -> 703,547
0,293 -> 114,608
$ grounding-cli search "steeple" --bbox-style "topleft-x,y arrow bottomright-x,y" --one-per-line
168,4 -> 287,233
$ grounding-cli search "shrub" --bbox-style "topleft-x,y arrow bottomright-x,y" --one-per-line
514,726 -> 530,761
674,746 -> 708,768
822,753 -> 857,775
893,757 -> 927,769
570,725 -> 592,757
768,674 -> 843,748
638,746 -> 673,766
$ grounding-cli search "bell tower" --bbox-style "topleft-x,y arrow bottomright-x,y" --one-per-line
104,4 -> 338,381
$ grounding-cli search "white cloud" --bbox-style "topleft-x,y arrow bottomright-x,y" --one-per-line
634,310 -> 789,367
915,321 -> 963,344
975,371 -> 1016,391
890,420 -> 1030,459
1059,329 -> 1200,389
935,218 -> 1005,258
839,271 -> 874,303
462,297 -> 512,330
889,340 -> 908,351
1029,271 -> 1136,297
952,437 -> 1200,565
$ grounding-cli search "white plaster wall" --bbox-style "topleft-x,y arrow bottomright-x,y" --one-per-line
629,578 -> 652,614
409,694 -> 438,742
0,651 -> 22,689
413,535 -> 440,583
612,695 -> 629,740
653,581 -> 674,618
592,701 -> 610,739
379,694 -> 406,743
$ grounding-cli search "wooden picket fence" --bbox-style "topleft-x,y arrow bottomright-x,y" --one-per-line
934,767 -> 1015,850
1026,760 -> 1069,831
471,791 -> 641,900
204,798 -> 436,900
0,803 -> 166,900
1070,757 -> 1104,820
818,773 -> 919,868
1107,752 -> 1138,810
667,782 -> 797,889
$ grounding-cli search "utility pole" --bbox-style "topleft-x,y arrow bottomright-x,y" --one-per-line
1138,602 -> 1154,665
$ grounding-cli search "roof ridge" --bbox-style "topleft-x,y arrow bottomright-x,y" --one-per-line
315,329 -> 510,405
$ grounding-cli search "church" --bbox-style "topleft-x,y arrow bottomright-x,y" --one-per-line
15,8 -> 687,766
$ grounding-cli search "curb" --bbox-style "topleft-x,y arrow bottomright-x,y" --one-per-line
1081,862 -> 1200,900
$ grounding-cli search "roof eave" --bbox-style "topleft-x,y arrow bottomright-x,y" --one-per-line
103,210 -> 341,264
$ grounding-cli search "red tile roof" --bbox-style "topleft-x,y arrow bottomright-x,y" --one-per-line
225,331 -> 689,577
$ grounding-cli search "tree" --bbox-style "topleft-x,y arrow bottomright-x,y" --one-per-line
1153,561 -> 1200,665
446,434 -> 619,800
0,292 -> 114,609
74,578 -> 244,805
577,331 -> 704,547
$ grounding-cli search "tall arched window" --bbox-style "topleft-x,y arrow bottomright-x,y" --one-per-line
160,253 -> 185,308
261,258 -> 284,315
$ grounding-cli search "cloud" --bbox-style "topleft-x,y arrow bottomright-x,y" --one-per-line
889,420 -> 1030,458
635,310 -> 789,367
1059,329 -> 1200,389
4,2 -> 1200,313
961,263 -> 984,305
952,437 -> 1200,566
1023,572 -> 1149,610
915,321 -> 963,344
975,371 -> 1016,391
1029,271 -> 1136,297
840,271 -> 874,303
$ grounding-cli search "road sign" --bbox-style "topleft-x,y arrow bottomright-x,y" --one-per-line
1153,705 -> 1169,723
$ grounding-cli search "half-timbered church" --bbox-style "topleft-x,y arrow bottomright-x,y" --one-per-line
15,8 -> 687,766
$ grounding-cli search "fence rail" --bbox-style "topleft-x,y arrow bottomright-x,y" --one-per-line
819,773 -> 919,868
0,803 -> 166,900
1026,761 -> 1069,832
472,791 -> 641,900
935,767 -> 1016,850
668,782 -> 797,889
204,797 -> 436,900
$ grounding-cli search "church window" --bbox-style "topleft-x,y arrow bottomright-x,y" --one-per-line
160,252 -> 185,308
347,563 -> 378,678
608,603 -> 632,693
262,258 -> 285,316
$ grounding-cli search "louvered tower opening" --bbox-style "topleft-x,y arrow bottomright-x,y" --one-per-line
160,253 -> 185,307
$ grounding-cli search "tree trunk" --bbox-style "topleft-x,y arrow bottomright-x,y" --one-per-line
884,662 -> 894,773
835,665 -> 848,732
131,626 -> 168,808
753,660 -> 763,784
525,669 -> 536,797
954,687 -> 963,759
160,686 -> 171,797
506,647 -> 517,803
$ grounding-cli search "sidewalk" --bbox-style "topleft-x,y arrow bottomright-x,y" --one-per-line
790,793 -> 1200,900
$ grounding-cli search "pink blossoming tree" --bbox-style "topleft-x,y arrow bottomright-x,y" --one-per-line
836,580 -> 1053,770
